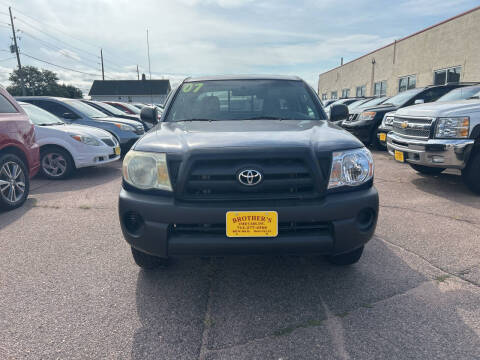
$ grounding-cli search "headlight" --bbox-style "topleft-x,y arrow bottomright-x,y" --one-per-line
328,148 -> 374,189
122,150 -> 172,191
70,134 -> 100,146
114,123 -> 136,132
382,115 -> 394,126
435,117 -> 469,138
358,111 -> 376,121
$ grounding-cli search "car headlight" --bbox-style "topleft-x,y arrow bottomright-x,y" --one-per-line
122,150 -> 172,191
114,123 -> 136,132
358,111 -> 376,121
70,134 -> 100,146
435,117 -> 469,138
328,148 -> 374,189
382,115 -> 394,126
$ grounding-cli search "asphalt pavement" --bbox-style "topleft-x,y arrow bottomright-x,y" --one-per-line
1,151 -> 479,359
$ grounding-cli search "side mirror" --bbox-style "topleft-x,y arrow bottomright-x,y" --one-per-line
329,104 -> 349,122
414,99 -> 425,105
140,106 -> 159,125
62,112 -> 78,120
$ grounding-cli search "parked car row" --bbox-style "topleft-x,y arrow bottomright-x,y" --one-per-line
0,85 -> 162,210
327,83 -> 480,194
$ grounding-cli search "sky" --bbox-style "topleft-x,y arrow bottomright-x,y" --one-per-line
0,0 -> 478,95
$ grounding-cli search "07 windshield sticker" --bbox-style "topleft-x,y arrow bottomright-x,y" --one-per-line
182,83 -> 204,93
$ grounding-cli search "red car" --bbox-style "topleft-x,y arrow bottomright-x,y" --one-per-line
0,86 -> 40,210
104,101 -> 141,115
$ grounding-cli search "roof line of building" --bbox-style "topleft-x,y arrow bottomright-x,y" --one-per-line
318,5 -> 480,77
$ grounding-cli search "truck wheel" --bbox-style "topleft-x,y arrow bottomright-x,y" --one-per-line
409,164 -> 445,175
327,246 -> 364,266
0,154 -> 30,211
462,152 -> 480,194
131,247 -> 169,269
40,147 -> 74,180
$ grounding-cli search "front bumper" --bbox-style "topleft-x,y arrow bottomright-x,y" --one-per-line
386,132 -> 474,169
342,121 -> 374,143
118,187 -> 379,258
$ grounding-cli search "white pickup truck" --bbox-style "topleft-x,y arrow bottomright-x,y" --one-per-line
386,97 -> 480,194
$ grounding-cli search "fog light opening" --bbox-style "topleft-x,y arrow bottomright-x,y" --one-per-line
356,208 -> 375,231
124,211 -> 144,236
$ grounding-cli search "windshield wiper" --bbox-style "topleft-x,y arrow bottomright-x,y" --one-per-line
243,116 -> 290,120
178,118 -> 213,122
37,122 -> 63,126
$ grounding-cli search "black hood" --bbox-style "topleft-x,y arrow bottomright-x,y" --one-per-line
134,120 -> 364,154
360,104 -> 398,114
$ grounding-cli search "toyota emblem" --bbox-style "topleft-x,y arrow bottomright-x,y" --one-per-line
238,169 -> 262,186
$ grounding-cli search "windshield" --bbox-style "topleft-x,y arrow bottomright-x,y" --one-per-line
121,103 -> 141,114
357,96 -> 388,109
22,103 -> 64,125
436,86 -> 480,102
165,80 -> 324,122
91,101 -> 128,116
65,100 -> 107,118
382,88 -> 423,107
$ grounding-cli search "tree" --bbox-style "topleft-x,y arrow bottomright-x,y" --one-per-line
7,66 -> 83,98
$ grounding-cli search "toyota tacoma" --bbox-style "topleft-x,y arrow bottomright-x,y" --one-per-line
118,76 -> 379,269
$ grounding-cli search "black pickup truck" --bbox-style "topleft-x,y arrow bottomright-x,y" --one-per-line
118,75 -> 378,269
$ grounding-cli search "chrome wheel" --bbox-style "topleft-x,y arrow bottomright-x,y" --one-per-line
42,153 -> 67,177
0,161 -> 26,204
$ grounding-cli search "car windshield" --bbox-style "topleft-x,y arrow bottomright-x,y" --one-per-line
436,86 -> 480,101
357,96 -> 388,109
120,103 -> 141,114
65,100 -> 107,118
382,88 -> 423,107
165,79 -> 324,122
22,103 -> 64,126
91,101 -> 128,116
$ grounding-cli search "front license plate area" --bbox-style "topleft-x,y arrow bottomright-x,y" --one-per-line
114,146 -> 121,156
226,211 -> 278,237
394,150 -> 405,162
379,133 -> 386,142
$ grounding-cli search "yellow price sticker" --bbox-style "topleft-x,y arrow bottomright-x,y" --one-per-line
182,83 -> 204,93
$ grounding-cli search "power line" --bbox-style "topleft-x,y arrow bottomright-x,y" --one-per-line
20,52 -> 102,78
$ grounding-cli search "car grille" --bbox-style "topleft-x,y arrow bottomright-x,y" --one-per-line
170,221 -> 331,236
173,153 -> 328,201
392,116 -> 434,139
101,138 -> 116,147
347,113 -> 358,122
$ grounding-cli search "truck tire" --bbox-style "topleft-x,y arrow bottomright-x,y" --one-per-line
131,247 -> 169,269
0,153 -> 30,211
40,147 -> 74,180
327,246 -> 364,265
409,164 -> 445,175
462,152 -> 480,195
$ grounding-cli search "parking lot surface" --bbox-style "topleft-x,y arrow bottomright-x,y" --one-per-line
1,151 -> 480,359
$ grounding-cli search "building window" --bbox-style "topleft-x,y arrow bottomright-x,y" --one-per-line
398,75 -> 416,92
321,93 -> 327,100
356,85 -> 366,97
341,89 -> 350,98
434,66 -> 461,85
330,91 -> 337,99
374,81 -> 387,96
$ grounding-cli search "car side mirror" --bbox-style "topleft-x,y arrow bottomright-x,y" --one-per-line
140,106 -> 159,125
329,104 -> 349,122
62,112 -> 78,120
414,99 -> 425,104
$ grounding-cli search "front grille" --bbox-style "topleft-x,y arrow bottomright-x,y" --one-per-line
392,116 -> 434,139
177,154 -> 326,201
101,138 -> 115,146
170,221 -> 331,236
347,113 -> 358,122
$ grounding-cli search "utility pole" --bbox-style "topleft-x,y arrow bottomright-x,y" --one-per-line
146,29 -> 152,80
136,64 -> 139,80
100,48 -> 105,80
9,6 -> 26,95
